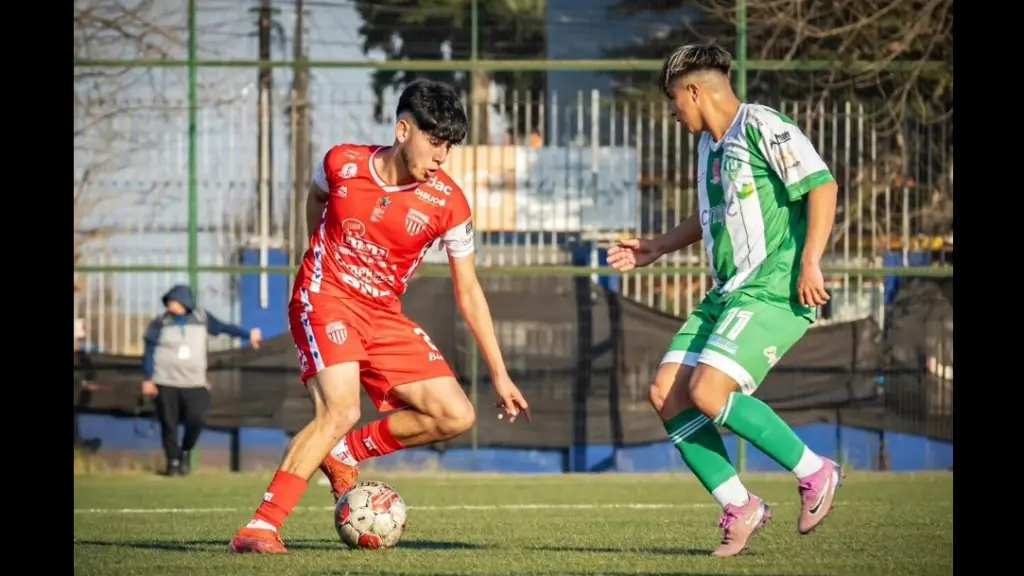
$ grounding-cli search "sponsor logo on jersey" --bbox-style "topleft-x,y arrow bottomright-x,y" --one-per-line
405,209 -> 430,236
371,196 -> 391,223
701,199 -> 739,227
341,163 -> 358,179
779,147 -> 800,169
343,235 -> 390,259
426,176 -> 453,195
343,263 -> 395,285
341,218 -> 366,237
414,188 -> 446,207
737,182 -> 756,200
339,271 -> 393,298
336,185 -> 348,198
325,321 -> 348,345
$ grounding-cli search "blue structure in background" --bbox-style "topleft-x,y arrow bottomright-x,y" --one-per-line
883,251 -> 932,307
569,238 -> 620,293
239,248 -> 290,339
77,415 -> 954,473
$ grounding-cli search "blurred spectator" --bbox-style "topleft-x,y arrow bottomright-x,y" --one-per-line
74,319 -> 101,452
142,285 -> 261,476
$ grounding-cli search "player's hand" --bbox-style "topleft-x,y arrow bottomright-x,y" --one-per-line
492,375 -> 530,424
607,238 -> 661,272
797,260 -> 830,307
249,328 -> 262,349
141,380 -> 158,397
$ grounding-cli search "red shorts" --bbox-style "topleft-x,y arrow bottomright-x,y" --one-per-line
289,288 -> 454,412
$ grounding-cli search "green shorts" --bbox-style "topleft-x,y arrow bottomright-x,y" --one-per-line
661,292 -> 811,395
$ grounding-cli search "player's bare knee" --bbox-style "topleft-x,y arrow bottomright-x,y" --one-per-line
648,363 -> 677,411
688,365 -> 736,418
317,405 -> 361,441
651,362 -> 694,419
435,398 -> 475,438
308,363 -> 362,439
648,383 -> 668,412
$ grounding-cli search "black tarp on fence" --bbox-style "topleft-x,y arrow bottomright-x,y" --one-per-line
74,276 -> 953,447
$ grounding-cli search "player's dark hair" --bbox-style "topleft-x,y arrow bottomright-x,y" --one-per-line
658,43 -> 733,98
395,80 -> 469,146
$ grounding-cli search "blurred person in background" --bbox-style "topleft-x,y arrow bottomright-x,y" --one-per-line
141,285 -> 262,476
74,318 -> 102,452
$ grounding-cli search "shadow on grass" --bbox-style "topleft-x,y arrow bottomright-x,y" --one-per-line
321,569 -> 839,573
74,538 -> 484,553
528,544 -> 714,557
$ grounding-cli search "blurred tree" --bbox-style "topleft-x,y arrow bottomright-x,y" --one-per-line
603,0 -> 953,244
604,0 -> 951,128
356,0 -> 548,140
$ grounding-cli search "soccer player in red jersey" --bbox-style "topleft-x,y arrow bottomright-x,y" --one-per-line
229,80 -> 530,554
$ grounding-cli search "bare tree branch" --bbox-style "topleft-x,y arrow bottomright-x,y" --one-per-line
74,0 -> 255,285
603,0 -> 952,252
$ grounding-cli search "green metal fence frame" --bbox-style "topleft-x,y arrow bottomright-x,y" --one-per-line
74,0 -> 951,289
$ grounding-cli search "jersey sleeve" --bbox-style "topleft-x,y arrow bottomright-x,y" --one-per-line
312,153 -> 329,192
440,188 -> 475,259
748,111 -> 835,202
315,145 -> 354,193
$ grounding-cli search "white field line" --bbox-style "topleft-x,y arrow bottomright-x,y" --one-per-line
74,503 -> 720,515
74,500 -> 943,515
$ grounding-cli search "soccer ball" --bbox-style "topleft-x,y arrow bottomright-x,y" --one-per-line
334,481 -> 408,549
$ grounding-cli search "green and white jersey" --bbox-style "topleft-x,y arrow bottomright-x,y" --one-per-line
696,103 -> 835,315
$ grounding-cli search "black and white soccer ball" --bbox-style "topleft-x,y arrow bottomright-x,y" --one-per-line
334,481 -> 408,549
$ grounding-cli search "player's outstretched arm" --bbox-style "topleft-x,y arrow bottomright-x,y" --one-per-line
652,212 -> 702,256
608,213 -> 701,272
448,253 -> 530,423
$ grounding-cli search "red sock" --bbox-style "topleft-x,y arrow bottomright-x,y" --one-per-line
252,470 -> 307,531
344,418 -> 405,463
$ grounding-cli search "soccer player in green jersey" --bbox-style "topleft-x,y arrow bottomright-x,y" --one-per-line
608,43 -> 844,558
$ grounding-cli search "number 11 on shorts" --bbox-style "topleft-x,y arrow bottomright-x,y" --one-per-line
715,309 -> 753,341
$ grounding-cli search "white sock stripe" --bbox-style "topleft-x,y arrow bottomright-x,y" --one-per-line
668,416 -> 710,443
667,415 -> 711,443
714,393 -> 736,426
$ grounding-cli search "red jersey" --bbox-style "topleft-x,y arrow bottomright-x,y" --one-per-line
295,144 -> 475,311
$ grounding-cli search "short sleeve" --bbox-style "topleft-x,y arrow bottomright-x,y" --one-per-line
441,189 -> 475,259
313,146 -> 344,192
312,155 -> 329,192
747,110 -> 835,202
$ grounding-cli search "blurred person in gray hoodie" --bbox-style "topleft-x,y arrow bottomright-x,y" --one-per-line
141,284 -> 262,475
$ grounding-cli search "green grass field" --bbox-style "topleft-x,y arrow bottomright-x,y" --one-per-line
74,471 -> 952,576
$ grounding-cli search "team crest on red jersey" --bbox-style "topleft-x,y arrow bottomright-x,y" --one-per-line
404,209 -> 429,236
325,321 -> 348,345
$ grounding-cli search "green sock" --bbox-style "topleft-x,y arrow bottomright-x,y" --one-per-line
664,407 -> 737,493
715,392 -> 807,471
